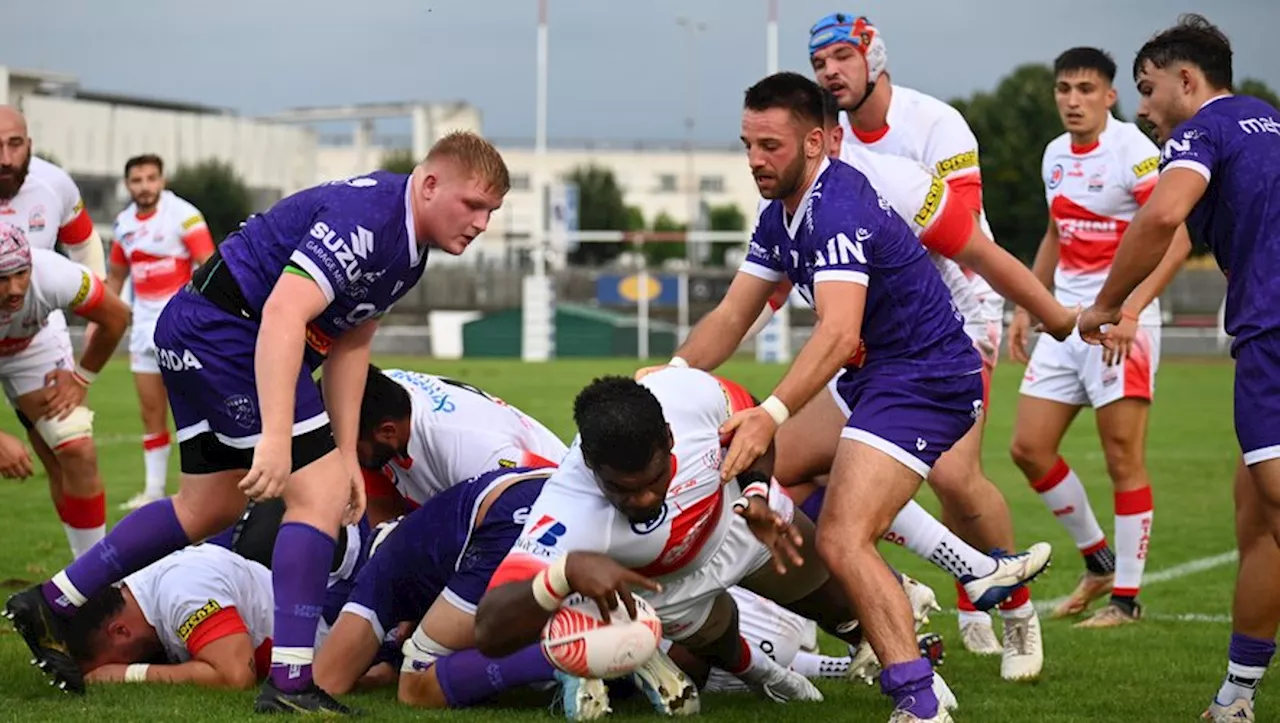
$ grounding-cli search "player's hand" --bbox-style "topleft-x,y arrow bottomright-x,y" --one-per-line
238,434 -> 291,501
735,495 -> 804,575
0,432 -> 33,480
719,407 -> 777,482
1034,304 -> 1081,343
1007,308 -> 1032,364
564,551 -> 662,624
1101,314 -> 1139,366
85,663 -> 128,684
1077,304 -> 1122,346
341,454 -> 367,526
41,369 -> 87,421
633,364 -> 669,381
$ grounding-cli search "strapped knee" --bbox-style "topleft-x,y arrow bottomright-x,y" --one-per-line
36,406 -> 94,451
400,626 -> 454,674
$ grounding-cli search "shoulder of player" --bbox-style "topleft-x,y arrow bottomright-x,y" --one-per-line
1042,132 -> 1073,163
27,156 -> 76,188
893,85 -> 975,137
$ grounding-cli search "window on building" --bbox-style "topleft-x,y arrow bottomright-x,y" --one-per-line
510,173 -> 531,191
657,174 -> 678,193
699,175 -> 725,193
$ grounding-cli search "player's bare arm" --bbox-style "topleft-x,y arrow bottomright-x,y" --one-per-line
640,271 -> 776,379
721,280 -> 865,481
948,224 -> 1077,340
87,632 -> 257,689
240,271 -> 330,501
44,287 -> 129,421
1010,218 -> 1062,363
104,258 -> 130,298
1081,168 -> 1208,340
1102,225 -> 1192,364
322,318 -> 379,525
474,551 -> 661,659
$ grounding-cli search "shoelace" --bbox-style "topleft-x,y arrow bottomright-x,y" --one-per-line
1005,619 -> 1033,654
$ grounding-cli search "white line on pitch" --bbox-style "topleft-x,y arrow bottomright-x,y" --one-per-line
1032,548 -> 1238,614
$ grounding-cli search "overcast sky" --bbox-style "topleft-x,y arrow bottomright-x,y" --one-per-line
7,1 -> 1278,145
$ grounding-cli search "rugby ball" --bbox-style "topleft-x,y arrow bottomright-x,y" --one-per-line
541,593 -> 663,679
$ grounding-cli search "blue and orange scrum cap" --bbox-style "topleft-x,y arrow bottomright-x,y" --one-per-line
808,13 -> 887,83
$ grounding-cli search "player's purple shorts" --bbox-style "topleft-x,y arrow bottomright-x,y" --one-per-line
833,368 -> 983,477
1235,333 -> 1280,466
154,288 -> 328,447
342,468 -> 549,644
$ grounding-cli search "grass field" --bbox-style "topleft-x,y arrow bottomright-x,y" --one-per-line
0,357 -> 1247,722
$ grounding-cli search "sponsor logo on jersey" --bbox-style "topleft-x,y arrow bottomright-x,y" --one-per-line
72,199 -> 85,215
529,515 -> 567,547
1131,156 -> 1159,178
630,503 -> 668,535
497,458 -> 517,468
305,322 -> 333,358
177,599 -> 223,642
69,273 -> 92,307
181,215 -> 204,231
809,232 -> 867,269
156,347 -> 204,371
914,177 -> 944,228
1087,168 -> 1106,192
308,222 -> 375,284
934,150 -> 977,177
28,206 -> 46,233
1237,116 -> 1280,137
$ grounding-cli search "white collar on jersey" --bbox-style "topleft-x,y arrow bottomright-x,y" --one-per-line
784,156 -> 832,240
1198,94 -> 1232,111
403,179 -> 423,267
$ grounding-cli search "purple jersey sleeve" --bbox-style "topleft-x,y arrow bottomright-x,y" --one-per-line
738,205 -> 786,282
1159,117 -> 1218,183
289,216 -> 378,304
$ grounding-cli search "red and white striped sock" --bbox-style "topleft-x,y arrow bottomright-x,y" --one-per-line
1031,458 -> 1111,568
1112,486 -> 1154,603
143,432 -> 171,498
57,492 -> 106,559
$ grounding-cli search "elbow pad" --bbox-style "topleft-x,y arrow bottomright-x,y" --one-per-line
66,227 -> 107,279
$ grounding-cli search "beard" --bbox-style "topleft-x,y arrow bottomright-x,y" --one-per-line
360,440 -> 399,470
774,149 -> 809,200
0,154 -> 31,201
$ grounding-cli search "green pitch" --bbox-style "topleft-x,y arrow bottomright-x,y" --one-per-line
0,358 -> 1245,721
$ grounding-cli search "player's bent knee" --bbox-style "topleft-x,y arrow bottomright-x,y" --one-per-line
36,406 -> 95,455
1009,435 -> 1055,477
397,668 -> 448,708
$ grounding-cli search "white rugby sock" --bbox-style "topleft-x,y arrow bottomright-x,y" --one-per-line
1030,457 -> 1108,555
887,500 -> 998,580
1113,487 -> 1154,600
143,432 -> 171,498
789,651 -> 850,679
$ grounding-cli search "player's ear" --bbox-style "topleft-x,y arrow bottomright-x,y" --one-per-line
376,420 -> 399,444
665,424 -> 675,452
805,126 -> 825,159
1104,85 -> 1117,109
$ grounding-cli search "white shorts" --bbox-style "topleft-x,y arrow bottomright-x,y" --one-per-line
129,300 -> 166,375
1019,326 -> 1162,408
704,586 -> 818,693
643,513 -> 774,642
0,316 -> 75,403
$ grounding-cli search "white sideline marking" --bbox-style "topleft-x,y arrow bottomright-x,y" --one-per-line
1035,549 -> 1238,612
938,609 -> 1232,624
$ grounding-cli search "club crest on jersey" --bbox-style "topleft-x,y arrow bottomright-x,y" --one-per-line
1048,164 -> 1064,189
630,504 -> 668,535
27,206 -> 45,232
1087,168 -> 1106,192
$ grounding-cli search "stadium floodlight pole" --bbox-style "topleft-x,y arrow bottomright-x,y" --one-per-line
677,15 -> 706,345
767,0 -> 778,74
522,0 -> 554,362
753,0 -> 793,364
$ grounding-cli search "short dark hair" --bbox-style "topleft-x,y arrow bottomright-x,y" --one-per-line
124,154 -> 163,179
1054,47 -> 1117,83
744,72 -> 825,131
820,88 -> 841,128
1133,13 -> 1233,90
573,376 -> 668,473
65,584 -> 127,663
358,365 -> 412,438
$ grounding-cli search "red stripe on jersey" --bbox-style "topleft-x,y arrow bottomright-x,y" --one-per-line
362,467 -> 398,500
127,249 -> 194,299
57,209 -> 95,245
1051,194 -> 1128,273
1132,177 -> 1157,206
767,280 -> 793,311
73,275 -> 105,314
488,554 -> 549,590
1122,328 -> 1154,401
109,240 -> 127,266
520,451 -> 560,469
183,226 -> 216,260
632,487 -> 725,578
185,606 -> 249,656
944,174 -> 984,219
716,377 -> 756,415
919,193 -> 975,258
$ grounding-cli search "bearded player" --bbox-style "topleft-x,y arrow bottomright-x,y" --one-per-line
109,154 -> 216,510
5,132 -> 510,715
1077,15 -> 1280,723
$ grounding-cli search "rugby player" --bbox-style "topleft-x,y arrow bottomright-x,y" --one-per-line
1009,47 -> 1191,628
6,131 -> 509,715
355,365 -> 567,524
1077,14 -> 1280,722
803,14 -> 1053,666
108,154 -> 216,510
0,106 -> 112,557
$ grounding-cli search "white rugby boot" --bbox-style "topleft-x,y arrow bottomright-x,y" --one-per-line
1202,698 -> 1255,722
962,542 -> 1052,611
1000,609 -> 1044,681
738,652 -> 824,702
632,650 -> 700,716
959,614 -> 1002,656
553,671 -> 610,721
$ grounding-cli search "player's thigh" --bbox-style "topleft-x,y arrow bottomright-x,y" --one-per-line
132,370 -> 170,430
170,467 -> 252,540
1093,397 -> 1151,485
821,437 -> 925,548
927,414 -> 985,499
128,312 -> 163,376
314,610 -> 384,694
1009,393 -> 1082,471
1234,457 -> 1273,549
1013,333 -> 1087,454
772,374 -> 848,486
419,595 -> 478,652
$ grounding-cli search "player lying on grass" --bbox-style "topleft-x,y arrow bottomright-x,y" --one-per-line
354,365 -> 567,525
64,545 -> 286,690
475,370 -> 958,716
6,132 -> 510,715
312,465 -> 697,718
0,223 -> 129,559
